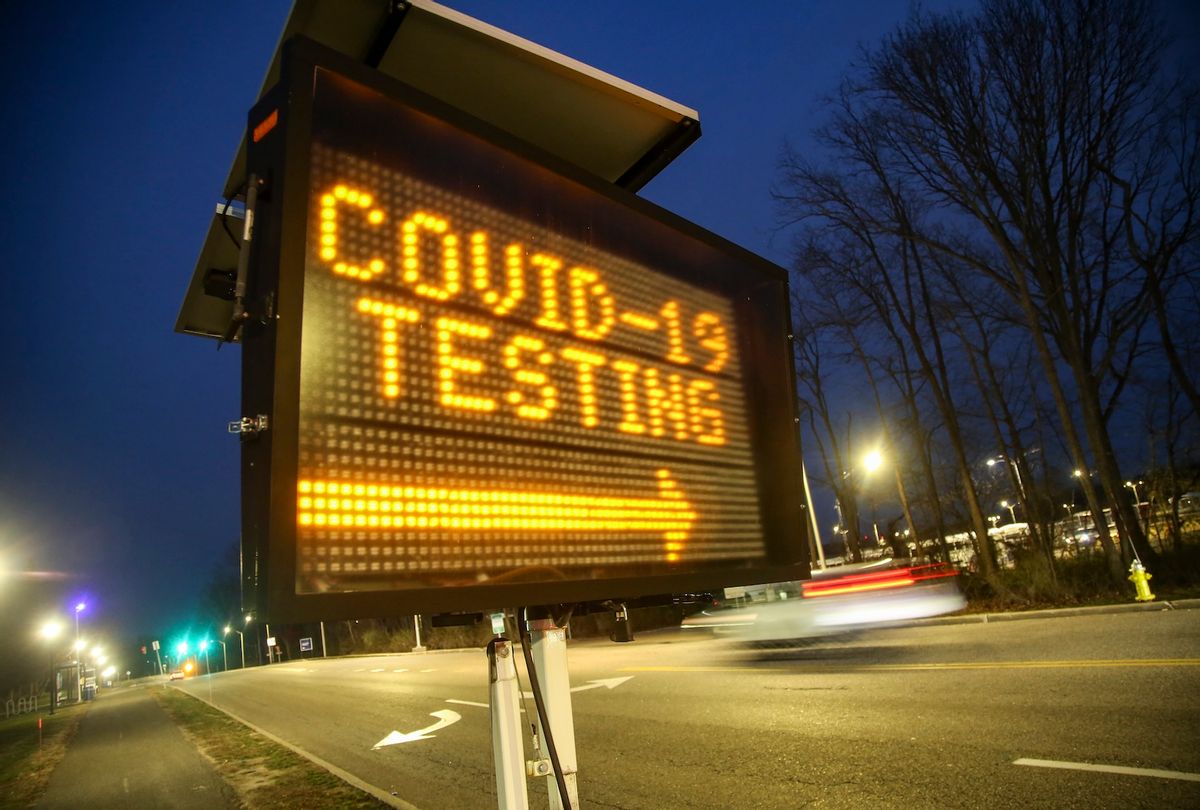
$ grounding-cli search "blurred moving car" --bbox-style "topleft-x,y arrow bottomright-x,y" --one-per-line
682,559 -> 966,646
168,669 -> 185,680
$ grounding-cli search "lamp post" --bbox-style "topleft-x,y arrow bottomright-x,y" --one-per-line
1125,480 -> 1148,534
213,638 -> 227,672
73,602 -> 85,644
988,456 -> 1028,503
198,640 -> 211,676
224,625 -> 245,669
862,449 -> 884,546
39,620 -> 63,714
1000,499 -> 1018,524
988,515 -> 1000,529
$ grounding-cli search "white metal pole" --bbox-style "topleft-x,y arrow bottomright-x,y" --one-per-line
320,621 -> 327,657
413,615 -> 426,652
528,619 -> 578,810
801,460 -> 826,570
488,638 -> 529,810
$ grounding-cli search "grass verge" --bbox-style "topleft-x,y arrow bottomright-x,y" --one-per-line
154,686 -> 388,809
0,700 -> 86,808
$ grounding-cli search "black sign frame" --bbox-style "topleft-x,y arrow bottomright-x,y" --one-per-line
240,36 -> 807,622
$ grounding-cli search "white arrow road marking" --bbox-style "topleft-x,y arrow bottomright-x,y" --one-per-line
372,710 -> 462,749
521,676 -> 634,699
1014,758 -> 1200,782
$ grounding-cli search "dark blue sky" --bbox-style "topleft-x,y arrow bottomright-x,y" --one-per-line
2,1 -> 1195,651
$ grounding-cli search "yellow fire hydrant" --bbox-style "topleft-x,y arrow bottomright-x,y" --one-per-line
1129,560 -> 1155,602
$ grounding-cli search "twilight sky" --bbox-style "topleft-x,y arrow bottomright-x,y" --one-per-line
2,0 -> 1195,661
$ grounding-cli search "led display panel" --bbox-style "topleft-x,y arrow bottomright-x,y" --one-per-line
241,39 -> 805,621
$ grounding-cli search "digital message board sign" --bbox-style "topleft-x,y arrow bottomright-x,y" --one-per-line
240,38 -> 806,621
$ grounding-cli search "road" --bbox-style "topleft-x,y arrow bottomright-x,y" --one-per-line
175,609 -> 1200,809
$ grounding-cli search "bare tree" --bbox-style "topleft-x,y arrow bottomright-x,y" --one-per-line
779,114 -> 1004,585
792,307 -> 865,562
807,0 -> 1198,581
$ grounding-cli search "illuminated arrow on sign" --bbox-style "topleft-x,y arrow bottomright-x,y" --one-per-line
372,709 -> 462,749
298,469 -> 696,560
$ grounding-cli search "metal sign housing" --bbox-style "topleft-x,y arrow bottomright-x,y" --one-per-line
241,37 -> 806,621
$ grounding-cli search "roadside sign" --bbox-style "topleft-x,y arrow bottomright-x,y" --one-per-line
266,636 -> 277,647
299,637 -> 314,653
151,640 -> 160,651
239,38 -> 807,621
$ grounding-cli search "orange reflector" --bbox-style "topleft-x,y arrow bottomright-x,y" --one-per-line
253,109 -> 279,143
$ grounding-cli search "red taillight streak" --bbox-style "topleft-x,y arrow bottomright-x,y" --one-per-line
802,565 -> 957,598
804,577 -> 917,597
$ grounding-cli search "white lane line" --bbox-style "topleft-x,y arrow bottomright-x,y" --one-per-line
371,668 -> 386,673
1015,758 -> 1200,782
393,668 -> 409,673
420,668 -> 436,673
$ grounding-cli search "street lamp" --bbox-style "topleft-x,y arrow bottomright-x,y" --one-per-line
224,625 -> 245,669
988,455 -> 1028,505
39,620 -> 63,714
863,449 -> 883,474
988,515 -> 1000,528
1125,480 -> 1148,533
861,449 -> 885,545
73,602 -> 85,643
198,640 -> 211,676
1000,499 -> 1018,524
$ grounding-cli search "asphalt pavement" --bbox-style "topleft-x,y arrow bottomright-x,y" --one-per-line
36,684 -> 236,809
32,600 -> 1195,806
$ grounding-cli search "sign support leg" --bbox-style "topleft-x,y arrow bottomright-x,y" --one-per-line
526,613 -> 579,810
488,637 -> 529,810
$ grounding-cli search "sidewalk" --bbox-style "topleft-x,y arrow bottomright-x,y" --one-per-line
37,685 -> 236,809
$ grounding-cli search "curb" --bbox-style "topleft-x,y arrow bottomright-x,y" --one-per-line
909,597 -> 1200,627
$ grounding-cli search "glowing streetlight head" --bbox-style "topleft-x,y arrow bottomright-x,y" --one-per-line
199,640 -> 209,652
39,620 -> 63,640
1000,500 -> 1010,508
1073,468 -> 1083,478
223,625 -> 231,635
863,450 -> 884,473
176,641 -> 189,656
96,654 -> 107,665
987,458 -> 999,467
244,614 -> 253,624
91,646 -> 102,658
75,602 -> 86,614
